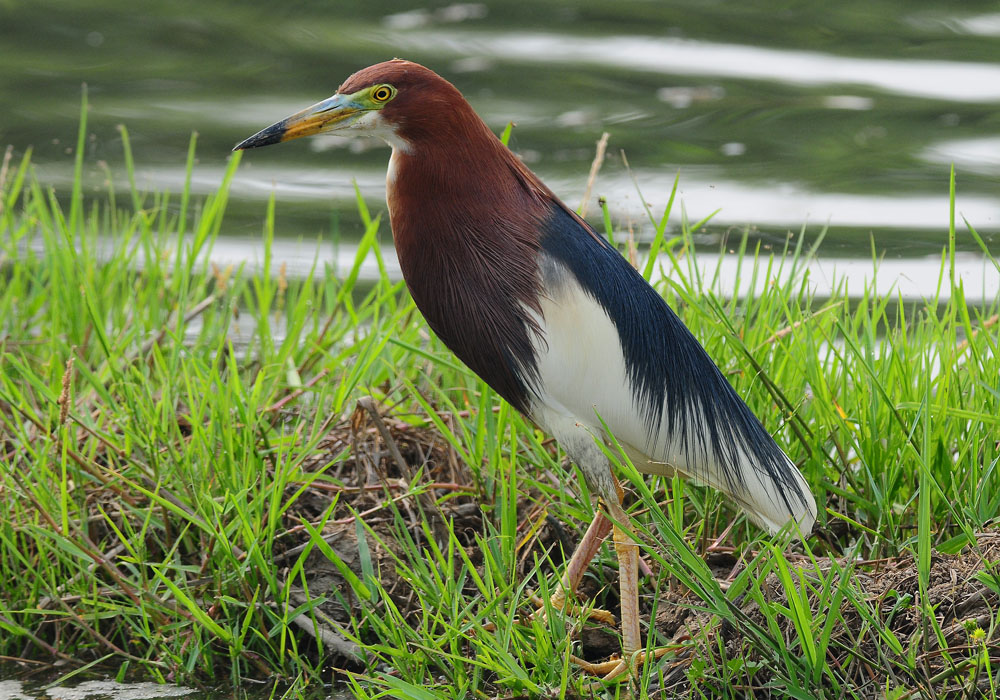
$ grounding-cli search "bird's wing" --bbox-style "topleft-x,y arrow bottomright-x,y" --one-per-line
527,205 -> 816,535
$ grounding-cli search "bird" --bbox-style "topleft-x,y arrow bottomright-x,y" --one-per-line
234,59 -> 817,681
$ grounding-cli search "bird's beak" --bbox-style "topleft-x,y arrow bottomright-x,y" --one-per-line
233,94 -> 362,151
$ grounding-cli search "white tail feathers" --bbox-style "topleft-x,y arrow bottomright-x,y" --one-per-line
624,441 -> 816,539
727,452 -> 817,537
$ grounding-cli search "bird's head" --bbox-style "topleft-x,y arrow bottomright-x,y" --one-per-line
234,59 -> 472,154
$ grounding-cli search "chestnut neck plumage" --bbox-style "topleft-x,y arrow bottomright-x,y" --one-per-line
383,86 -> 553,413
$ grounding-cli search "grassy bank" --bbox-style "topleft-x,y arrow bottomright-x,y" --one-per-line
2,109 -> 1000,699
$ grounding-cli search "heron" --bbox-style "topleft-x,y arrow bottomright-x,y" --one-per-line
235,59 -> 816,681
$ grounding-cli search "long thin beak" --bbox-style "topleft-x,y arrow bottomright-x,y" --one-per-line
233,94 -> 362,151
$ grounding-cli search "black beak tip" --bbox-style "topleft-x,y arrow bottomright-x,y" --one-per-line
233,121 -> 287,152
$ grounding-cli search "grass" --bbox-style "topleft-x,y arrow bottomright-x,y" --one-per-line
2,104 -> 1000,699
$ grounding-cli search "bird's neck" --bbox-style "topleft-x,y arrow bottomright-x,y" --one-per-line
386,121 -> 551,247
389,135 -> 504,202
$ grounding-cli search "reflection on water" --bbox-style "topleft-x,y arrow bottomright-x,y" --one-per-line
0,680 -> 30,700
393,29 -> 1000,102
922,137 -> 1000,173
25,230 -> 996,303
205,240 -> 1000,303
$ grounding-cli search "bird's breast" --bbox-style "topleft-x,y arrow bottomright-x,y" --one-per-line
386,174 -> 548,414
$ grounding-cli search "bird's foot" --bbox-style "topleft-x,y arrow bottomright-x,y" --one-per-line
572,646 -> 671,681
529,591 -> 617,627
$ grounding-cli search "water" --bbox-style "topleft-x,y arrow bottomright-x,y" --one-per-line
0,679 -> 348,700
2,1 -> 999,282
0,680 -> 195,700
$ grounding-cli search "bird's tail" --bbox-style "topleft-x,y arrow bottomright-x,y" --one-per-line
724,449 -> 817,537
625,437 -> 816,538
672,378 -> 818,538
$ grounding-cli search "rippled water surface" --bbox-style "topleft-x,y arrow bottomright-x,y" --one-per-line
2,0 -> 999,288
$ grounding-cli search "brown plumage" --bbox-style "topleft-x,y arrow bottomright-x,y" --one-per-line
371,64 -> 549,411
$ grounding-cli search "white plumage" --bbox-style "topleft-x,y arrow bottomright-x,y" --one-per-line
529,251 -> 817,536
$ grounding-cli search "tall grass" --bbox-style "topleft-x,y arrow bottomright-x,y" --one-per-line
2,108 -> 999,699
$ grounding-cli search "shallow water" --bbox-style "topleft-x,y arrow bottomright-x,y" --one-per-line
0,680 -> 195,700
0,680 -> 348,700
2,0 -> 999,289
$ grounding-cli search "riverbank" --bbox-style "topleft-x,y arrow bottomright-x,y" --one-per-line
3,117 -> 1000,699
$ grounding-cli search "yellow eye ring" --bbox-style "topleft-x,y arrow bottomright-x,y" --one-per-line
371,85 -> 394,103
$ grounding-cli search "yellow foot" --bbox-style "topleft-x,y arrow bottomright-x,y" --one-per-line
571,646 -> 672,681
530,591 -> 618,627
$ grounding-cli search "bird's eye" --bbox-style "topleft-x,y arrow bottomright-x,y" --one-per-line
371,85 -> 395,103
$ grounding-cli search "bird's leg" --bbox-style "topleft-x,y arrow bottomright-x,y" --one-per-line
545,476 -> 666,681
574,497 -> 671,682
544,506 -> 616,625
531,413 -> 620,626
611,500 -> 641,660
529,412 -> 668,680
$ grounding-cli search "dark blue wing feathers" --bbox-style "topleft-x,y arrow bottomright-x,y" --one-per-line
538,204 -> 808,515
